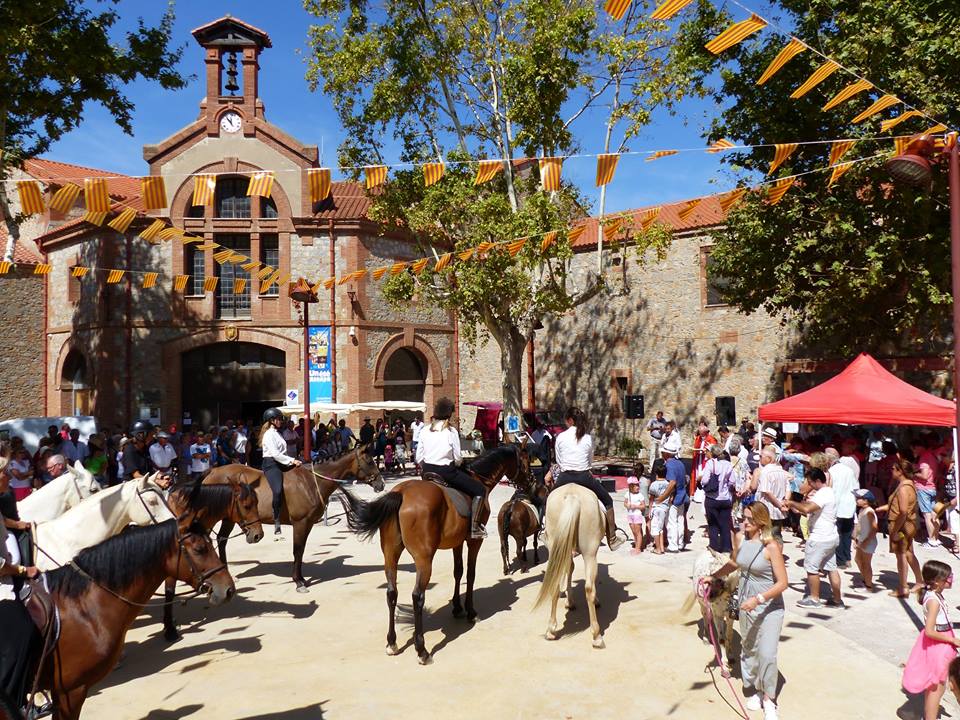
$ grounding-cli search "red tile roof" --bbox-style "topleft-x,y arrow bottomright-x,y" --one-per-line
572,194 -> 727,248
0,225 -> 45,264
23,158 -> 143,210
191,16 -> 272,48
313,181 -> 373,220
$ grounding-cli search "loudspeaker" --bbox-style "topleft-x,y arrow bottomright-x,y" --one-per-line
715,396 -> 736,427
625,394 -> 644,419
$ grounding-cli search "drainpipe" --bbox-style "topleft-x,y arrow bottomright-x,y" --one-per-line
125,233 -> 133,425
42,252 -> 48,414
328,218 -> 337,402
453,311 -> 461,416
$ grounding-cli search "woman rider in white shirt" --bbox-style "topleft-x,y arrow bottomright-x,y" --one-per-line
260,407 -> 302,535
415,397 -> 486,538
552,407 -> 625,551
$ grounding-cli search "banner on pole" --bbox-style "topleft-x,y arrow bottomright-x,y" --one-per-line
308,326 -> 333,403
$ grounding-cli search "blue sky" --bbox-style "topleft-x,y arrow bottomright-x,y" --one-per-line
47,0 -> 747,215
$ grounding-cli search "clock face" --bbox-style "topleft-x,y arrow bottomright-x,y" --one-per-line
220,112 -> 242,134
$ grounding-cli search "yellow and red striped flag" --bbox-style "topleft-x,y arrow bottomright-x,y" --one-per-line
595,154 -> 619,186
434,253 -> 453,271
476,241 -> 496,254
337,270 -> 354,286
766,177 -> 795,204
540,231 -> 558,252
423,162 -> 445,187
233,278 -> 247,295
82,211 -> 108,226
604,0 -> 632,21
640,207 -> 661,230
719,188 -> 747,213
829,140 -> 855,166
880,110 -> 922,133
705,14 -> 767,55
757,38 -> 805,86
768,143 -> 798,175
678,199 -> 701,221
646,150 -> 678,161
539,157 -> 563,192
203,276 -> 219,293
604,218 -> 624,241
506,239 -> 527,257
473,160 -> 503,185
822,79 -> 872,111
16,181 -> 44,215
107,208 -> 137,234
182,236 -> 204,246
828,161 -> 855,187
173,275 -> 189,292
321,277 -> 336,290
195,241 -> 219,251
140,219 -> 166,242
852,94 -> 899,124
192,175 -> 216,206
260,270 -> 282,294
106,269 -> 125,284
0,262 -> 11,275
246,171 -> 274,198
157,226 -> 183,241
142,272 -> 158,289
457,248 -> 475,262
893,136 -> 916,156
925,123 -> 948,135
364,165 -> 388,190
84,178 -> 110,213
33,263 -> 52,275
48,183 -> 81,214
372,266 -> 390,281
140,176 -> 167,210
241,259 -> 261,271
308,168 -> 332,203
411,258 -> 429,274
71,266 -> 89,278
213,249 -> 233,264
256,266 -> 274,280
390,261 -> 408,275
707,139 -> 736,153
650,0 -> 693,20
790,60 -> 840,99
567,225 -> 586,243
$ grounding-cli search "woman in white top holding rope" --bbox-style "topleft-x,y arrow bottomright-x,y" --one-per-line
260,407 -> 301,535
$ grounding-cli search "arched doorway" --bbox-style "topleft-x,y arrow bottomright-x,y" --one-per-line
60,349 -> 91,416
181,342 -> 285,429
382,348 -> 426,404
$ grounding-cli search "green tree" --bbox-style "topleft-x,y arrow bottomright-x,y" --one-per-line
0,0 -> 187,262
304,0 -> 711,419
674,0 -> 960,353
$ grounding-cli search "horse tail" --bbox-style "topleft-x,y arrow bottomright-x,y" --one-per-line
501,499 -> 515,542
340,488 -> 402,541
534,493 -> 580,609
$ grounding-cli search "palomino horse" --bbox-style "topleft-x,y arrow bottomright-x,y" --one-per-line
31,475 -> 174,571
18,463 -> 101,523
162,478 -> 264,641
204,445 -> 384,591
342,444 -> 531,664
682,547 -> 740,671
498,480 -> 548,574
42,520 -> 235,720
534,483 -> 607,649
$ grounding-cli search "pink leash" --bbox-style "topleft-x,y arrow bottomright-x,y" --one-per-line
697,578 -> 750,719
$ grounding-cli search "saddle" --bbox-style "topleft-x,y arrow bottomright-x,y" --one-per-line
421,472 -> 472,518
20,575 -> 58,641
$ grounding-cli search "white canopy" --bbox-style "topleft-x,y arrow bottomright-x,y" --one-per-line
279,400 -> 425,416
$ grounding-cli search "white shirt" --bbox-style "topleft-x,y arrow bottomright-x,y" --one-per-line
149,442 -> 178,469
189,443 -> 212,474
262,426 -> 297,465
659,429 -> 682,457
828,462 -> 860,519
807,486 -> 839,542
838,456 -> 861,483
282,428 -> 299,458
411,420 -> 425,443
62,439 -> 88,463
758,463 -> 791,521
234,433 -> 248,455
555,426 -> 593,472
415,424 -> 462,466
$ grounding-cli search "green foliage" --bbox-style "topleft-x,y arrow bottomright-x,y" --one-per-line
616,435 -> 644,457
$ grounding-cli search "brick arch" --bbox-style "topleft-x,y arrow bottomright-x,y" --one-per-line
169,160 -> 294,220
53,337 -> 93,392
372,333 -> 444,387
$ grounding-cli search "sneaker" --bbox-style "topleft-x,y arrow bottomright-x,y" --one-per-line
274,521 -> 282,535
796,597 -> 823,609
745,694 -> 762,711
763,698 -> 779,720
608,535 -> 626,551
826,599 -> 847,609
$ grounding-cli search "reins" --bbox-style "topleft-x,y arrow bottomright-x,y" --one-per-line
696,579 -> 750,719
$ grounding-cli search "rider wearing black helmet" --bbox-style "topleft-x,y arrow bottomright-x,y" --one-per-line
259,406 -> 301,535
122,420 -> 154,484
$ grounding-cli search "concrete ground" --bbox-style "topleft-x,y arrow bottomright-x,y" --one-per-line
80,476 -> 960,720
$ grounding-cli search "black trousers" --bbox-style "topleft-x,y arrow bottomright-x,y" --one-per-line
554,470 -> 613,509
836,516 -> 855,564
705,497 -> 734,553
421,463 -> 484,498
261,457 -> 286,521
0,599 -> 40,711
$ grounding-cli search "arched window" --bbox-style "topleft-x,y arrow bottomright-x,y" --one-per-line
61,349 -> 91,415
216,177 -> 251,218
382,348 -> 427,404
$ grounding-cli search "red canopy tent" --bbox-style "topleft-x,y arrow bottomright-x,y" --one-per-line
758,353 -> 956,427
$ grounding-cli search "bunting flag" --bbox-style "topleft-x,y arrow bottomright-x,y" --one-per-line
233,278 -> 247,295
893,136 -> 915,156
0,262 -> 11,275
851,94 -> 899,124
604,0 -> 631,21
540,231 -> 558,252
246,171 -> 275,198
650,0 -> 693,20
257,266 -> 275,280
338,270 -> 362,285
142,272 -> 158,289
640,207 -> 661,230
678,199 -> 701,220
173,275 -> 189,292
70,266 -> 89,279
195,241 -> 219,251
506,239 -> 527,256
16,181 -> 45,215
33,264 -> 52,275
322,277 -> 336,290
926,123 -> 948,134
158,227 -> 184,241
828,161 -> 855,187
181,236 -> 204,245
567,226 -> 586,243
213,249 -> 234,264
310,282 -> 323,295
192,175 -> 216,206
48,183 -> 82,214
410,258 -> 429,274
84,178 -> 110,213
457,248 -> 475,262
390,261 -> 408,275
646,150 -> 678,161
719,188 -> 747,213
434,252 -> 453,271
473,160 -> 503,185
829,140 -> 855,166
203,276 -> 219,293
705,14 -> 767,55
880,110 -> 923,133
790,60 -> 840,99
140,176 -> 167,210
476,241 -> 496,253
757,38 -> 806,86
422,162 -> 445,187
82,211 -> 108,226
372,267 -> 390,281
241,260 -> 262,271
261,270 -> 282,293
822,79 -> 872,111
539,157 -> 563,191
307,168 -> 332,203
595,154 -> 619,186
707,139 -> 736,153
106,269 -> 125,284
364,165 -> 388,190
768,143 -> 798,175
604,218 -> 623,240
107,208 -> 137,233
766,177 -> 795,204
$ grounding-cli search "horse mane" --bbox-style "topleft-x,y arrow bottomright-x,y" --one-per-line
47,519 -> 183,598
170,480 -> 241,518
468,445 -> 517,476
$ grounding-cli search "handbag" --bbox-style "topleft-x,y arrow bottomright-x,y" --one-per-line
702,460 -> 721,495
729,542 -> 765,621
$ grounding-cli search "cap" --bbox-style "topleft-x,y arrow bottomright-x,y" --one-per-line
854,489 -> 875,503
762,427 -> 778,438
155,431 -> 170,440
627,476 -> 640,485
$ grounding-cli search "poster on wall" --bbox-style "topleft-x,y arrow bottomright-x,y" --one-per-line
308,326 -> 333,403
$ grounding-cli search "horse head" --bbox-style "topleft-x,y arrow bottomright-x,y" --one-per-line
175,521 -> 235,606
355,444 -> 385,491
234,481 -> 265,543
70,460 -> 102,498
130,473 -> 176,525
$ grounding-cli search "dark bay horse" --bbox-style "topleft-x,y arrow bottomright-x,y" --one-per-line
498,480 -> 548,574
162,479 -> 264,641
42,520 -> 234,720
342,444 -> 531,664
205,445 -> 384,591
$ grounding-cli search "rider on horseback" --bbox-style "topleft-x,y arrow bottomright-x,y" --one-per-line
415,397 -> 487,539
551,407 -> 626,551
260,407 -> 302,536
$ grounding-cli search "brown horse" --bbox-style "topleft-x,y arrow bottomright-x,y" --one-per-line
342,444 -> 531,664
41,519 -> 234,720
498,480 -> 548,574
205,445 -> 384,591
162,479 -> 264,641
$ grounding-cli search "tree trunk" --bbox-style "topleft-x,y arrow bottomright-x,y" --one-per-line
498,325 -> 528,437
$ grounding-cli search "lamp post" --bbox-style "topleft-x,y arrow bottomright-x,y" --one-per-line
290,278 -> 319,462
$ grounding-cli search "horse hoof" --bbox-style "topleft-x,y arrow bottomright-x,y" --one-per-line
592,636 -> 606,650
295,584 -> 309,594
385,644 -> 399,656
163,628 -> 181,643
594,600 -> 601,608
452,606 -> 464,618
466,611 -> 477,622
418,653 -> 433,666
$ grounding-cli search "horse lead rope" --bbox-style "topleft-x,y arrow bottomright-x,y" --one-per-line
697,579 -> 750,719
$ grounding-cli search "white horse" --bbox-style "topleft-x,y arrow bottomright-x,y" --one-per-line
32,474 -> 175,571
682,547 -> 740,671
534,484 -> 606,649
18,462 -> 102,523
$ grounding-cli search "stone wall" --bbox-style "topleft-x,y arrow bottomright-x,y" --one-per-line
0,269 -> 45,417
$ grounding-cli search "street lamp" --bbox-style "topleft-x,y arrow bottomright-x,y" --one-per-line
290,278 -> 319,462
886,133 -> 960,431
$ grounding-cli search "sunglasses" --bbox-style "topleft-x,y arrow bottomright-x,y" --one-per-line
743,516 -> 755,524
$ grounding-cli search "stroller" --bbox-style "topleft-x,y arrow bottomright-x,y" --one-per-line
383,444 -> 397,472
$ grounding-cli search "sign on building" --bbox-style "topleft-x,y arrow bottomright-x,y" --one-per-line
285,388 -> 299,406
308,326 -> 333,402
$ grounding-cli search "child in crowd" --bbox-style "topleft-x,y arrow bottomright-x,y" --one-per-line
853,489 -> 879,591
383,443 -> 395,472
624,473 -> 647,554
903,560 -> 960,720
648,463 -> 670,555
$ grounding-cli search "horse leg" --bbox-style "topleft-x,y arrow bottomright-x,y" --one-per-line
499,518 -> 510,575
452,543 -> 466,617
464,539 -> 481,622
162,577 -> 179,642
565,556 -> 576,611
546,574 -> 562,641
584,551 -> 604,649
533,528 -> 540,565
382,524 -> 403,656
292,519 -> 312,592
54,686 -> 87,720
411,550 -> 436,665
217,519 -> 234,564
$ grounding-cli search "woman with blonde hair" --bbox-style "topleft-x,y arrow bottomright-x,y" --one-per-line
706,502 -> 789,719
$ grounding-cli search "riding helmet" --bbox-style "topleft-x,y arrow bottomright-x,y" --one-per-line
263,407 -> 285,423
433,397 -> 454,420
131,419 -> 153,437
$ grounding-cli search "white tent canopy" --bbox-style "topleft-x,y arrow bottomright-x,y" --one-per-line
279,400 -> 425,416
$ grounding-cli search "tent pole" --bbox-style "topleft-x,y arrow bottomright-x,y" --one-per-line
953,427 -> 958,490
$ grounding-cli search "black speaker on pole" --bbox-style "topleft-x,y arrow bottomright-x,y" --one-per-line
625,394 -> 645,419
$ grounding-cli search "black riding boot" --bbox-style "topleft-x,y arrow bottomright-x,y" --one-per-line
604,507 -> 625,551
470,496 -> 487,539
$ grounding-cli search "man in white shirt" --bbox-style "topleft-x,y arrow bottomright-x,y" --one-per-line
785,467 -> 843,608
756,446 -> 792,541
658,420 -> 682,458
822,447 -> 860,569
61,428 -> 88,464
189,433 -> 213,481
234,429 -> 249,465
149,431 -> 179,480
410,414 -> 425,465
